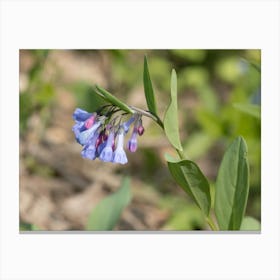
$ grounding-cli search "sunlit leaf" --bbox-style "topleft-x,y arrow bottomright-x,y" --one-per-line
240,216 -> 261,231
164,69 -> 183,151
214,136 -> 249,230
86,177 -> 131,231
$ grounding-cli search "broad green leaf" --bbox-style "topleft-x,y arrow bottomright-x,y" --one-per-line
86,177 -> 131,230
240,216 -> 261,231
167,159 -> 211,216
214,136 -> 249,230
164,69 -> 183,151
94,85 -> 134,114
143,56 -> 157,116
233,103 -> 261,119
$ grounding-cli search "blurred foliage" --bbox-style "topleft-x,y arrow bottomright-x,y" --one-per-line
69,81 -> 106,113
86,177 -> 131,231
20,50 -> 55,134
20,49 -> 261,230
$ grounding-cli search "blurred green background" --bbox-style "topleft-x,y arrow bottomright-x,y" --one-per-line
19,49 -> 261,231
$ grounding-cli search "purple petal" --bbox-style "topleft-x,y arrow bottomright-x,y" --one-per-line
77,121 -> 101,145
81,147 -> 97,160
99,146 -> 113,162
127,132 -> 137,152
113,148 -> 128,164
96,142 -> 106,157
81,132 -> 99,160
72,122 -> 84,138
122,116 -> 135,134
73,108 -> 92,122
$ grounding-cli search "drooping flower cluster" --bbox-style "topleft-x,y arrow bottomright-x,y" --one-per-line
72,107 -> 145,164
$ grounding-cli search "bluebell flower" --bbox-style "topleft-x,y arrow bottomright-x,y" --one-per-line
136,119 -> 145,136
113,131 -> 128,164
73,108 -> 93,122
72,106 -> 145,164
99,131 -> 115,162
96,141 -> 107,157
81,131 -> 99,160
84,114 -> 96,129
127,129 -> 138,152
77,120 -> 102,146
122,115 -> 135,134
72,121 -> 86,140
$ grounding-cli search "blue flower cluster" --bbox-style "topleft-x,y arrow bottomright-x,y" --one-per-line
72,107 -> 144,164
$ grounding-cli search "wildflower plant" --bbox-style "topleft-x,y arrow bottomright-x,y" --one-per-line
72,95 -> 147,164
72,56 -> 261,231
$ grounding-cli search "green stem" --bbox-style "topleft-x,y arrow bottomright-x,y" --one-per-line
206,216 -> 218,231
176,149 -> 185,160
156,117 -> 164,129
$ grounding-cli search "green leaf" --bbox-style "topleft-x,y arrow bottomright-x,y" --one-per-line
164,69 -> 183,151
167,159 -> 211,216
86,177 -> 131,231
233,103 -> 261,119
31,224 -> 41,231
164,153 -> 180,163
214,136 -> 250,230
240,216 -> 261,231
94,85 -> 134,114
143,56 -> 157,116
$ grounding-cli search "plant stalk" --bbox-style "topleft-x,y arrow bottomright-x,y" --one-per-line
206,216 -> 218,231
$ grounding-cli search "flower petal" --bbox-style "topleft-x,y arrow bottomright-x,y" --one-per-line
99,146 -> 113,162
113,148 -> 128,164
73,108 -> 92,122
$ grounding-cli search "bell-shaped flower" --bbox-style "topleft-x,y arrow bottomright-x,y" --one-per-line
73,108 -> 93,122
99,131 -> 115,162
72,121 -> 85,140
77,121 -> 102,146
96,141 -> 106,157
84,113 -> 96,129
122,115 -> 135,134
113,131 -> 128,164
137,119 -> 145,136
127,129 -> 138,152
81,131 -> 99,160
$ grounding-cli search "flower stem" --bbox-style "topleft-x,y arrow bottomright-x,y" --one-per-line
176,149 -> 185,160
130,105 -> 164,129
205,216 -> 218,231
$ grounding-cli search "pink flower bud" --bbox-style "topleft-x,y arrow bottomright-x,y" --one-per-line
137,125 -> 145,136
